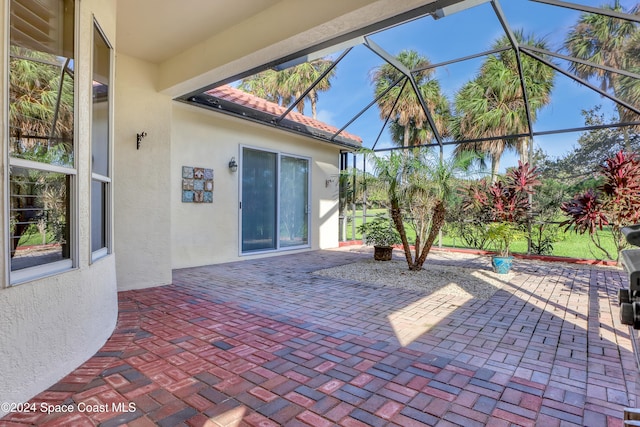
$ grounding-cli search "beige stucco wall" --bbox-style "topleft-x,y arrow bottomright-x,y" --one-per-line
170,103 -> 342,268
0,259 -> 117,413
113,53 -> 173,290
0,0 -> 118,411
0,0 -> 365,410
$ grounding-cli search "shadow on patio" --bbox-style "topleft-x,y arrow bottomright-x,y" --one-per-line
0,248 -> 635,427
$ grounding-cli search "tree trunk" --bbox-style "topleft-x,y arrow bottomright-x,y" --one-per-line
295,91 -> 304,114
310,90 -> 318,120
390,204 -> 414,268
519,137 -> 530,165
590,233 -> 615,262
411,200 -> 446,270
491,153 -> 501,183
403,126 -> 410,150
11,221 -> 27,258
624,126 -> 631,152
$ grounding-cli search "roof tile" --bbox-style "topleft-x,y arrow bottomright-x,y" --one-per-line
206,85 -> 362,144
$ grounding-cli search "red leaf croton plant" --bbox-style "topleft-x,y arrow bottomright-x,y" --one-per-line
462,161 -> 541,225
561,150 -> 640,261
460,162 -> 540,257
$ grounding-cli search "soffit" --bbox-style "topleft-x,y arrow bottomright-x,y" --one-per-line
115,0 -> 280,64
116,0 -> 441,95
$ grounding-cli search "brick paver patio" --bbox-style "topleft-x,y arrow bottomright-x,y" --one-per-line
0,248 -> 636,426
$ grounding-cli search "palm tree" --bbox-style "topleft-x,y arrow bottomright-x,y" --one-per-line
239,59 -> 336,120
453,30 -> 554,181
9,47 -> 74,157
368,149 -> 473,270
9,48 -> 73,256
372,50 -> 450,149
452,78 -> 513,181
238,69 -> 289,105
388,121 -> 431,148
618,30 -> 640,126
564,1 -> 640,124
281,59 -> 335,120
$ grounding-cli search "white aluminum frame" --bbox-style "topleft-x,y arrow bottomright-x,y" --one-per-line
5,0 -> 79,285
90,19 -> 113,263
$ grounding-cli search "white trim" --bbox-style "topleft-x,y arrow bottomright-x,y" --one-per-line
69,0 -> 79,270
91,247 -> 108,262
89,18 -> 113,261
69,172 -> 78,269
3,0 -> 10,288
8,157 -> 77,175
237,145 -> 242,258
106,19 -> 115,257
10,259 -> 73,285
6,0 -> 79,285
91,173 -> 111,183
89,178 -> 109,257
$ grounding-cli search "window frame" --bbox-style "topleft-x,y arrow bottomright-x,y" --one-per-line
90,19 -> 113,263
8,160 -> 77,284
6,0 -> 79,285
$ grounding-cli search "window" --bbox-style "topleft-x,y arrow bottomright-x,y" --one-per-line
241,147 -> 310,253
8,0 -> 76,283
91,23 -> 112,260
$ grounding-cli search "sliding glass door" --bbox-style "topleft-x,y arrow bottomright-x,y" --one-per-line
280,156 -> 309,248
241,149 -> 277,252
241,148 -> 309,253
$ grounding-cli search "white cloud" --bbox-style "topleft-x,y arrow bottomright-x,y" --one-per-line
316,109 -> 336,126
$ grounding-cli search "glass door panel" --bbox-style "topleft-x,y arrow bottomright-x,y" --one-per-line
242,148 -> 277,252
279,156 -> 309,248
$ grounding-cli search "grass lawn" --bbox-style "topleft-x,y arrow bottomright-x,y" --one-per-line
15,227 -> 56,247
343,208 -> 618,261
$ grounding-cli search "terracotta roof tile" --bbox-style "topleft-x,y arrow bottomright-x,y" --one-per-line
206,85 -> 362,145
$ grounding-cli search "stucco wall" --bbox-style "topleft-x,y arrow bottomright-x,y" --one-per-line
0,259 -> 117,412
113,54 -> 173,290
170,103 -> 342,269
0,0 -> 118,411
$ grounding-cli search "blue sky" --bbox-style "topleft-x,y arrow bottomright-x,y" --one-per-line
306,0 -> 639,172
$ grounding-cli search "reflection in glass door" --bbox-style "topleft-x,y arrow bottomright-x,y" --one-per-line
241,148 -> 310,253
279,156 -> 309,248
241,148 -> 277,252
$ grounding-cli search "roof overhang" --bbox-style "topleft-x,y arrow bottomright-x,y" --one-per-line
184,94 -> 362,151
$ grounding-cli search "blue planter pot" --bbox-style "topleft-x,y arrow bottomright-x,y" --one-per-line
492,256 -> 514,274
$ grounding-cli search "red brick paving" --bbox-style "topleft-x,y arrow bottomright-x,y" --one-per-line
0,248 -> 636,426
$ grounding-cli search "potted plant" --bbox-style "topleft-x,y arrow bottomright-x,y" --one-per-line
357,214 -> 401,261
461,162 -> 541,273
484,222 -> 525,274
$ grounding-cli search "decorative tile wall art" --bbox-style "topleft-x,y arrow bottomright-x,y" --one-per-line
182,166 -> 214,203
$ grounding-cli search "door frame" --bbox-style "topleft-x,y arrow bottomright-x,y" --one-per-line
238,145 -> 311,256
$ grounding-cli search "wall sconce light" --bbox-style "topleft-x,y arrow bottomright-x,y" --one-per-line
228,157 -> 238,172
136,131 -> 147,150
